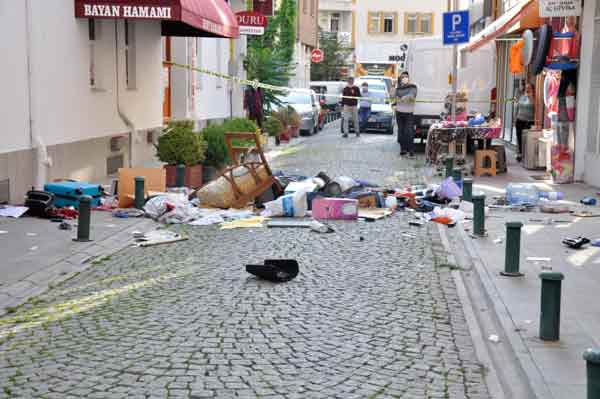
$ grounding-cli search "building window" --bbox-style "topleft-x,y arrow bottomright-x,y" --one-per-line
368,12 -> 398,34
330,13 -> 340,32
405,12 -> 434,35
124,20 -> 136,89
88,19 -> 98,88
383,13 -> 396,33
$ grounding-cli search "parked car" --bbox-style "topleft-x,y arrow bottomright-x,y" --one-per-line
310,81 -> 345,111
359,76 -> 394,95
355,79 -> 389,94
346,90 -> 395,135
276,91 -> 319,135
310,90 -> 325,131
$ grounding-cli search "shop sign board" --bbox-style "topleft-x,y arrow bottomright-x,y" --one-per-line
236,11 -> 268,36
311,49 -> 325,63
253,0 -> 274,16
78,3 -> 173,19
539,0 -> 582,17
443,10 -> 470,45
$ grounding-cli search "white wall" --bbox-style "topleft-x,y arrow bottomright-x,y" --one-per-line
577,0 -> 600,185
355,0 -> 445,65
0,1 -> 31,153
27,1 -> 163,147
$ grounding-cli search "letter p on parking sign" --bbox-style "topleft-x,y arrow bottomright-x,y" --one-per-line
443,10 -> 470,45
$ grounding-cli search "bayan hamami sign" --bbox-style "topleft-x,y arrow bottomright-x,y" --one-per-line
80,4 -> 173,19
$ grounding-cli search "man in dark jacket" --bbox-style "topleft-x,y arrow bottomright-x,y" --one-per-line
341,77 -> 361,138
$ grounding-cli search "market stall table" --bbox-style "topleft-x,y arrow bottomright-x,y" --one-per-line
425,124 -> 502,165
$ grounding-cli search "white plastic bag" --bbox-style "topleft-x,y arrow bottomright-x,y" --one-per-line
261,190 -> 308,218
438,177 -> 462,200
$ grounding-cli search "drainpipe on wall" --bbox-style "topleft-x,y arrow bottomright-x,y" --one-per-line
114,21 -> 136,168
25,0 -> 52,189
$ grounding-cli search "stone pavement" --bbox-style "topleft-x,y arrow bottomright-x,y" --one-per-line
0,125 -> 490,398
445,156 -> 600,399
0,210 -> 156,315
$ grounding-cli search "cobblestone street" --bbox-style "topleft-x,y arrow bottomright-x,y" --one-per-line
0,126 -> 489,399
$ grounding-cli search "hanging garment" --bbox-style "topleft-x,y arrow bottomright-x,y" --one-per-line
510,40 -> 526,74
544,72 -> 560,114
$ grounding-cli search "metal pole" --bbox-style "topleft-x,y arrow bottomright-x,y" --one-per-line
463,178 -> 473,202
472,194 -> 486,236
134,176 -> 145,210
502,222 -> 524,277
583,348 -> 600,399
176,164 -> 186,187
451,0 -> 458,124
74,195 -> 92,242
539,272 -> 564,341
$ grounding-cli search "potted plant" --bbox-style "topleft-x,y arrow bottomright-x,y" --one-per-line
201,123 -> 229,183
272,109 -> 291,142
157,120 -> 207,188
263,117 -> 284,146
289,107 -> 301,137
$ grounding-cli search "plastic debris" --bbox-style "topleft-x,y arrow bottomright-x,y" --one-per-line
562,237 -> 590,249
26,233 -> 38,237
134,230 -> 187,247
581,197 -> 597,206
592,239 -> 600,247
0,206 -> 29,218
0,230 -> 7,235
220,217 -> 266,230
29,246 -> 38,251
246,259 -> 299,282
488,334 -> 500,343
527,257 -> 552,262
493,238 -> 503,244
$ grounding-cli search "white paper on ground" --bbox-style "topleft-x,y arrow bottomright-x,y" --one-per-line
0,206 -> 29,218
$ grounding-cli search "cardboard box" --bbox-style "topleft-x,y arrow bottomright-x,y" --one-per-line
312,198 -> 358,220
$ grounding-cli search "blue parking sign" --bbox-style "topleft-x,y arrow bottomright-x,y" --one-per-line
443,10 -> 470,45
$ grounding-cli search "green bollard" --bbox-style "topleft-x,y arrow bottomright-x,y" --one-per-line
74,195 -> 92,242
583,348 -> 600,399
501,222 -> 524,277
472,194 -> 486,236
463,178 -> 473,202
445,157 -> 455,178
539,272 -> 564,341
134,176 -> 145,210
452,168 -> 462,183
176,164 -> 186,187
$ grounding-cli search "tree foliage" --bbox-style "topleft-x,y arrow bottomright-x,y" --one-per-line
245,0 -> 297,109
310,31 -> 354,82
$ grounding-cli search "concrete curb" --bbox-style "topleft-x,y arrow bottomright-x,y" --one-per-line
436,223 -> 506,399
456,224 -> 554,399
0,217 -> 155,317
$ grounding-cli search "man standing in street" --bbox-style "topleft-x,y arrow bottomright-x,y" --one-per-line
342,77 -> 361,138
395,72 -> 418,156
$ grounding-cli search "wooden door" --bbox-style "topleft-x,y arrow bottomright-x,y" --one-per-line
163,37 -> 172,123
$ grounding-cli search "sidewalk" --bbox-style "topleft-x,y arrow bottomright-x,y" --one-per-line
454,151 -> 599,398
0,210 -> 155,315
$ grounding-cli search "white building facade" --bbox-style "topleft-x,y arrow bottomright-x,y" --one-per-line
0,0 -> 238,204
0,1 -> 162,203
354,0 -> 446,79
169,0 -> 248,128
574,0 -> 600,185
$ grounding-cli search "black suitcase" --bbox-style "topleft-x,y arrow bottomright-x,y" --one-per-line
25,190 -> 54,217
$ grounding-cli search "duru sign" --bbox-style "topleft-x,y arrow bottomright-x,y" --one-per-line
79,4 -> 173,19
235,11 -> 268,36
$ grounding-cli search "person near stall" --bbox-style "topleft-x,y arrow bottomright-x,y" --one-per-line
515,83 -> 535,162
394,72 -> 418,157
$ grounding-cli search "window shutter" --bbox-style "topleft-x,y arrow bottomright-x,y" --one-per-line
394,13 -> 398,34
429,13 -> 434,34
379,12 -> 384,34
368,12 -> 375,33
404,13 -> 409,34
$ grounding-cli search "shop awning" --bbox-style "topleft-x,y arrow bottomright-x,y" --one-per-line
74,0 -> 239,38
463,0 -> 537,52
